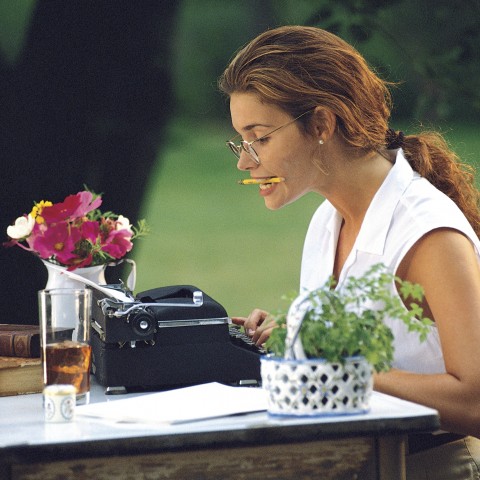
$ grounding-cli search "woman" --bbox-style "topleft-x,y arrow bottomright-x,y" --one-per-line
218,25 -> 480,478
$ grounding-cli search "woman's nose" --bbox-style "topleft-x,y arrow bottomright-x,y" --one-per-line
236,150 -> 258,171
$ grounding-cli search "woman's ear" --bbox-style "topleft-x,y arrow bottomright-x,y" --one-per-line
311,107 -> 337,143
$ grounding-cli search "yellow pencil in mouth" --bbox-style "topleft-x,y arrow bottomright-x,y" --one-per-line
237,177 -> 285,185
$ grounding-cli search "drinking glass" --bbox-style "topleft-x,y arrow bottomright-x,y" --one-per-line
39,288 -> 92,405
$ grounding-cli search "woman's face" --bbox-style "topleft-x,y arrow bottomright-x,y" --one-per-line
229,92 -> 321,210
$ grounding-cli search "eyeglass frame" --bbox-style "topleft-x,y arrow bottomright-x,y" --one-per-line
226,108 -> 315,165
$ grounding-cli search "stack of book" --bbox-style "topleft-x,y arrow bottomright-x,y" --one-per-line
0,324 -> 42,396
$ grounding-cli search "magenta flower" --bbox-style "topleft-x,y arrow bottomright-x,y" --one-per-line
69,253 -> 94,270
42,191 -> 102,223
80,220 -> 100,243
101,229 -> 133,259
30,222 -> 82,265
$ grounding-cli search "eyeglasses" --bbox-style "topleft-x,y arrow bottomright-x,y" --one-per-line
226,109 -> 314,165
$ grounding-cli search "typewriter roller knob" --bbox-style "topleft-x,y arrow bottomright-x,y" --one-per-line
128,310 -> 156,338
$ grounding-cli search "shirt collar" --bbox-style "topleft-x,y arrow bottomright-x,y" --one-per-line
355,149 -> 415,255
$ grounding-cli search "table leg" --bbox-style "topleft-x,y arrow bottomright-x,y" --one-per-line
377,434 -> 407,480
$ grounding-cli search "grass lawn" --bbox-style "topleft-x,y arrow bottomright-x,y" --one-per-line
132,118 -> 480,317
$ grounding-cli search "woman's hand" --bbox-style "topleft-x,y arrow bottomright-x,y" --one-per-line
231,309 -> 276,346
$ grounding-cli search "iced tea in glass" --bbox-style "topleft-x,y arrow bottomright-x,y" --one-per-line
39,288 -> 92,405
45,341 -> 92,395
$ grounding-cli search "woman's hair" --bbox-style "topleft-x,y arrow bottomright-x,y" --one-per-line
219,25 -> 480,236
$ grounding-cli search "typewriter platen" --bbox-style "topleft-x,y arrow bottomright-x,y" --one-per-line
91,285 -> 264,393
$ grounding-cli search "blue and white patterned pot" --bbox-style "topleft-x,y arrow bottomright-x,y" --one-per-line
260,355 -> 373,416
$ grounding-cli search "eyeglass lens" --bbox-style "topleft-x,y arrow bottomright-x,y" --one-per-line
227,141 -> 260,163
227,142 -> 241,158
241,142 -> 259,163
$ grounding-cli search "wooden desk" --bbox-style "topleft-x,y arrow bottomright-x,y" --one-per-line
0,378 -> 439,480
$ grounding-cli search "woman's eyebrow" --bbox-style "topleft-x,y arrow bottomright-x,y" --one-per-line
242,122 -> 273,132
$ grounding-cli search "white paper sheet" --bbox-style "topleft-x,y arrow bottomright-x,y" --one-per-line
76,383 -> 268,425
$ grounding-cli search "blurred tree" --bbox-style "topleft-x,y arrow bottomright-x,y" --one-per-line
172,0 -> 479,123
0,0 -> 178,323
172,0 -> 276,119
303,0 -> 480,121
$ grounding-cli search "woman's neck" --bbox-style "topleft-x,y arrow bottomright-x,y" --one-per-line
323,148 -> 395,281
324,149 -> 394,229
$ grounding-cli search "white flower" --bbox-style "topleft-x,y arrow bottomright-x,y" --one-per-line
7,215 -> 35,240
116,215 -> 133,233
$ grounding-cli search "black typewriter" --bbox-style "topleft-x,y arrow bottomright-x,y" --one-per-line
90,285 -> 265,393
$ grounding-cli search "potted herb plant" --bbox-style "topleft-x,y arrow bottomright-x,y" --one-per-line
261,263 -> 432,416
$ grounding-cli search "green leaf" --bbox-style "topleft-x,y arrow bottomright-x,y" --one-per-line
265,263 -> 432,372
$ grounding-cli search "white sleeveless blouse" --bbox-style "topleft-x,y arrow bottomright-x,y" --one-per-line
300,150 -> 480,374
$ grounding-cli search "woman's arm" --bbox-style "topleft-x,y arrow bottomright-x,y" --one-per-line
375,228 -> 480,436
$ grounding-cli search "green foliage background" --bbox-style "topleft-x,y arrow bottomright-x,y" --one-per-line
172,0 -> 480,122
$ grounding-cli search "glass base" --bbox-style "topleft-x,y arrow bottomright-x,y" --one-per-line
75,391 -> 90,405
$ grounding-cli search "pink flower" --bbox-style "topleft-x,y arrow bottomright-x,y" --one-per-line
101,229 -> 133,259
69,253 -> 94,270
42,191 -> 102,223
80,220 -> 100,243
30,222 -> 82,265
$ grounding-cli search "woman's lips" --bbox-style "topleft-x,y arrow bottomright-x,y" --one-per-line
259,181 -> 278,196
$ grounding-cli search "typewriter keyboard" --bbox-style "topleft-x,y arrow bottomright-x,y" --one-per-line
228,325 -> 266,355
